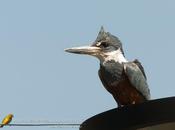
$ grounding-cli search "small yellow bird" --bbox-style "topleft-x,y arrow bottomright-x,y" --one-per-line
0,114 -> 14,128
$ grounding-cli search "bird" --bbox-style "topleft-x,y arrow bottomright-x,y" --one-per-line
65,27 -> 150,107
0,114 -> 14,128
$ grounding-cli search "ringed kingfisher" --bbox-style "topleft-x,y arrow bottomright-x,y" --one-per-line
65,27 -> 150,107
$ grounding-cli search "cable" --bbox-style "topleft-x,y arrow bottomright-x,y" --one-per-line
4,123 -> 81,127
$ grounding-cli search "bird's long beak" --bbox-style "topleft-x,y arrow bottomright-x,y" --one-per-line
65,45 -> 101,56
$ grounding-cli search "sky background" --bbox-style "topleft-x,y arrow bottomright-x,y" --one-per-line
0,0 -> 175,130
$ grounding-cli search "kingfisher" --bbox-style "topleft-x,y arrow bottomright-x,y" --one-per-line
65,27 -> 150,107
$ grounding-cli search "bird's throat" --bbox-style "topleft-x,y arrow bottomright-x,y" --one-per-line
101,50 -> 128,65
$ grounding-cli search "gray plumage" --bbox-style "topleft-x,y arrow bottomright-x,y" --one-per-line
123,61 -> 151,100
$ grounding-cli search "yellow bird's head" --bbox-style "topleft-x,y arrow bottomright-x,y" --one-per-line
7,114 -> 14,118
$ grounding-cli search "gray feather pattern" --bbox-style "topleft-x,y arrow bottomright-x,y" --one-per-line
124,62 -> 151,100
133,59 -> 147,79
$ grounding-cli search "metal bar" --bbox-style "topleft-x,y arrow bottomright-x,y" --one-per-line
6,123 -> 80,127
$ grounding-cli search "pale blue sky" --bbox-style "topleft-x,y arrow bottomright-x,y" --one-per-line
0,0 -> 175,130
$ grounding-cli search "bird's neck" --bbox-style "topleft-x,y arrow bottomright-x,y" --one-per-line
100,50 -> 128,65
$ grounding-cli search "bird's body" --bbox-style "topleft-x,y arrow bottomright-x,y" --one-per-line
99,60 -> 149,107
65,27 -> 150,107
0,114 -> 13,128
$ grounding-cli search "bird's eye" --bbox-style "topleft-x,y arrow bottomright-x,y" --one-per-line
100,42 -> 109,48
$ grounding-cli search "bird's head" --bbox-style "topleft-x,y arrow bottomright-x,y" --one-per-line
8,114 -> 14,118
65,27 -> 125,63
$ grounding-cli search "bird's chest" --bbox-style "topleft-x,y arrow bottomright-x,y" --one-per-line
99,62 -> 126,91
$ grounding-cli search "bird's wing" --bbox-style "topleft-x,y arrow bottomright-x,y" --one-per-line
133,59 -> 147,79
124,61 -> 151,100
2,117 -> 10,125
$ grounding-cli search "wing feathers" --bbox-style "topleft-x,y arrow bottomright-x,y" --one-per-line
124,61 -> 151,100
